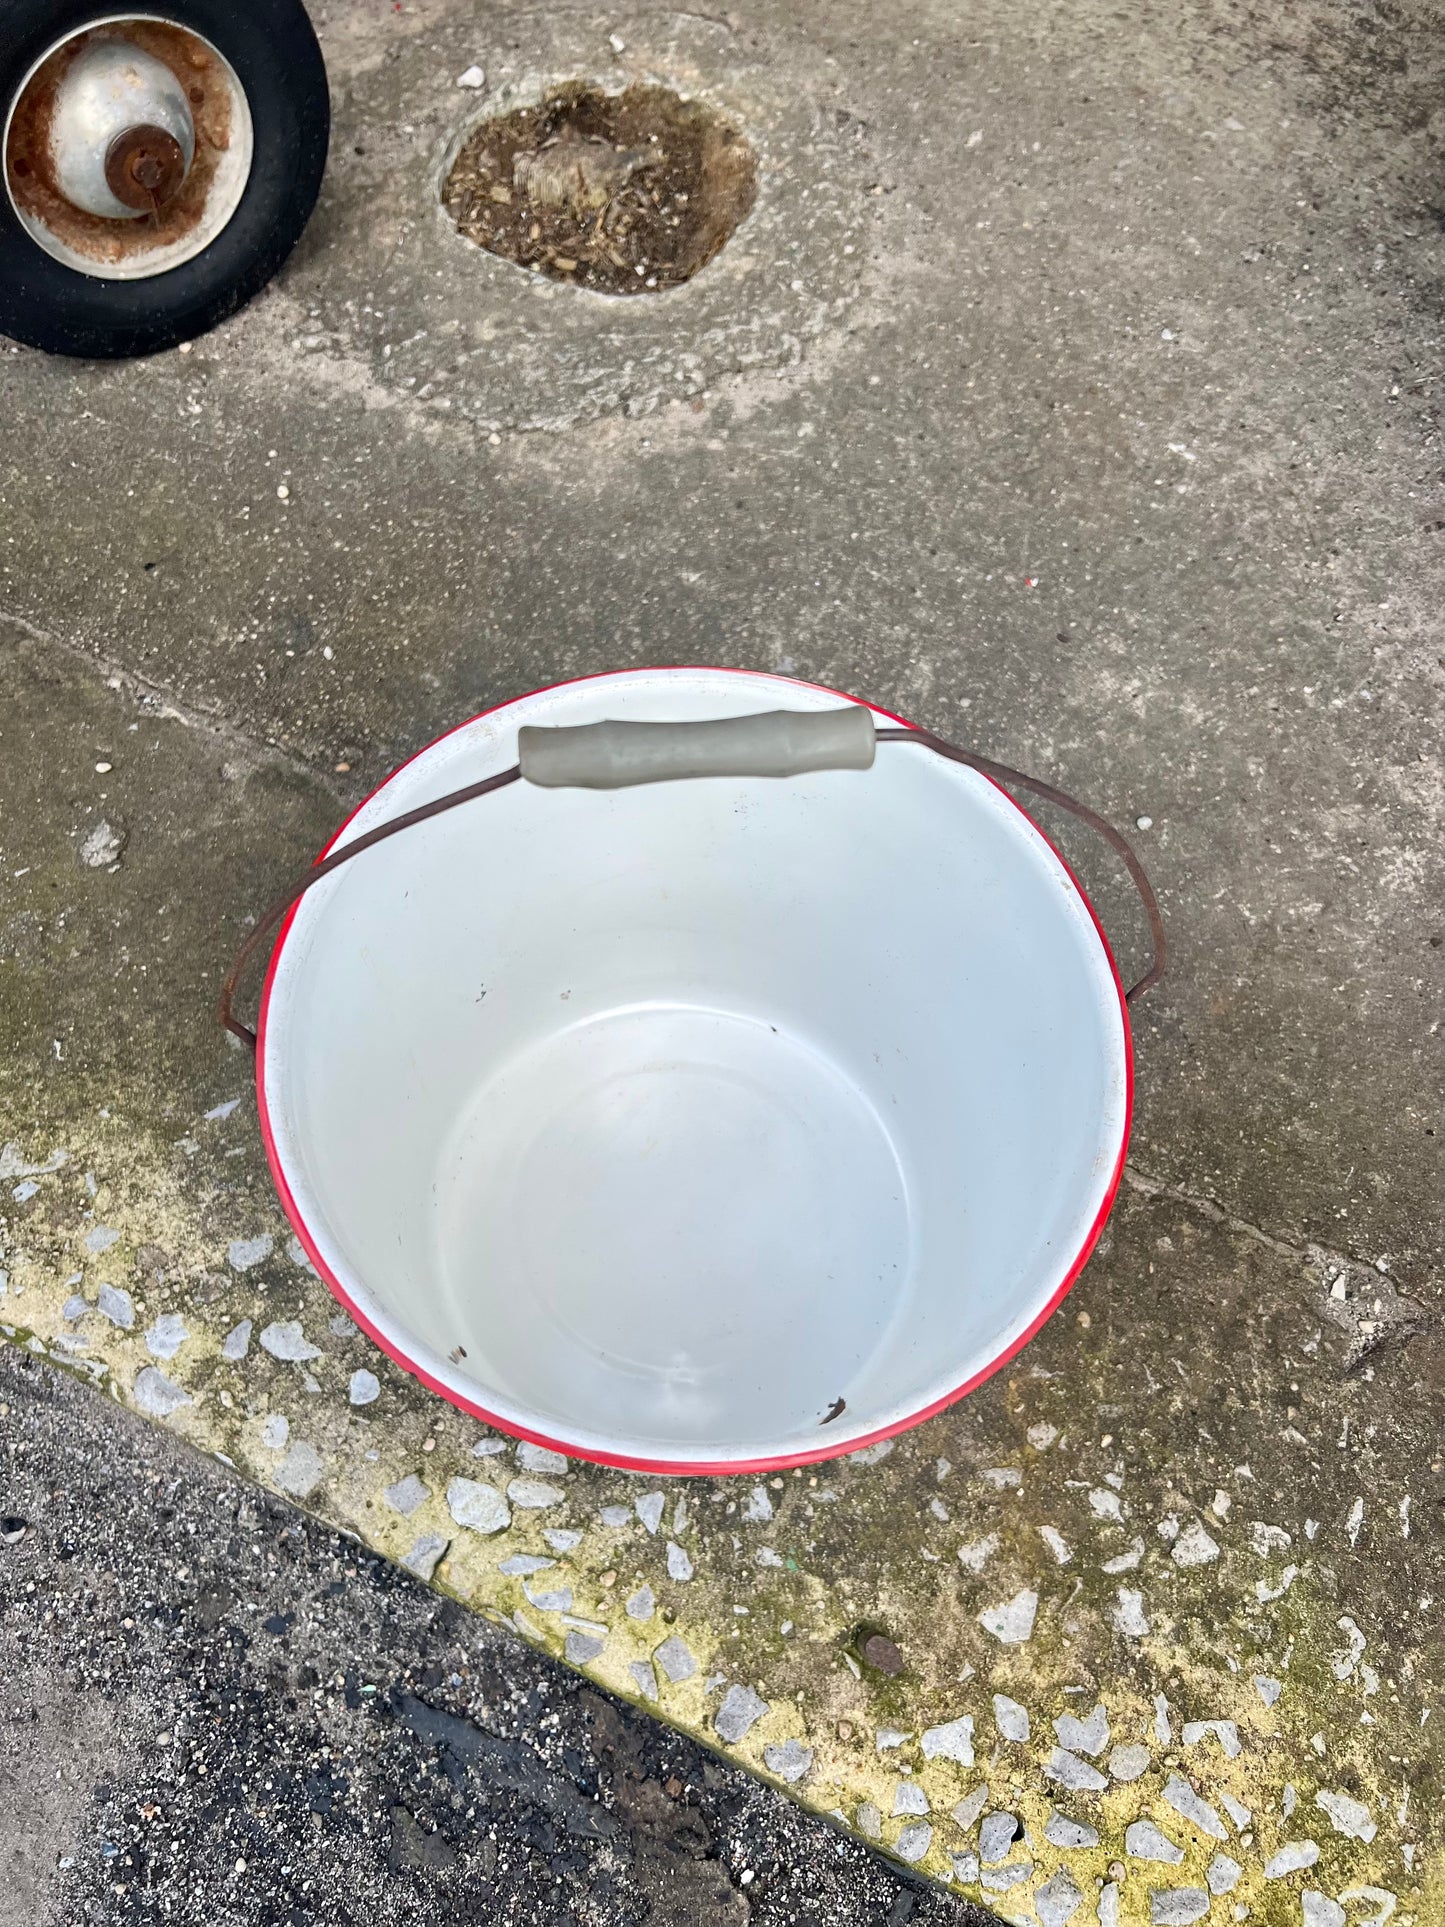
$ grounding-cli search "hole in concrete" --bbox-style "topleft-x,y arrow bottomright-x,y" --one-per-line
441,83 -> 757,295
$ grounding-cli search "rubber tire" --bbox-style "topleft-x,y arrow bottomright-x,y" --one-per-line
0,0 -> 329,358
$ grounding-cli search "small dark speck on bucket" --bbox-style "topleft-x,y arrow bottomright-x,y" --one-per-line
821,1397 -> 846,1425
449,1346 -> 467,1363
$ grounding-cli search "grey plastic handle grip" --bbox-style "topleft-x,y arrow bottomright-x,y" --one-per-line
518,706 -> 877,789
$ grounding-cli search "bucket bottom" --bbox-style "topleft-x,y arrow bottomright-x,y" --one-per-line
432,1004 -> 913,1452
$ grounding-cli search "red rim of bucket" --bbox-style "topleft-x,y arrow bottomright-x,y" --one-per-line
255,668 -> 1134,1475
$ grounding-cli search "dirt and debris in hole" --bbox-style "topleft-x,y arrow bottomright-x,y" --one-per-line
441,84 -> 757,294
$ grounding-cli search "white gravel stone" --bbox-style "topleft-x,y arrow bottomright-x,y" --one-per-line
921,1717 -> 974,1765
1315,1789 -> 1376,1841
447,1477 -> 510,1535
743,1486 -> 773,1522
132,1365 -> 190,1418
523,1582 -> 573,1612
764,1739 -> 814,1784
895,1823 -> 932,1864
629,1659 -> 658,1701
1127,1821 -> 1184,1864
220,1319 -> 252,1360
1045,1812 -> 1099,1848
517,1441 -> 568,1475
978,1588 -> 1037,1644
565,1631 -> 604,1664
625,1584 -> 655,1621
957,1533 -> 999,1572
1220,1793 -> 1253,1831
1036,1870 -> 1084,1927
508,1478 -> 564,1509
1301,1895 -> 1347,1927
1112,1587 -> 1151,1636
145,1314 -> 188,1360
259,1321 -> 320,1363
348,1369 -> 380,1406
1109,1743 -> 1153,1782
951,1786 -> 988,1831
1264,1841 -> 1320,1879
261,1414 -> 289,1450
1055,1704 -> 1110,1756
981,1861 -> 1032,1891
665,1540 -> 694,1581
1250,1521 -> 1292,1554
228,1235 -> 274,1272
1102,1537 -> 1146,1572
892,1782 -> 929,1817
1044,1748 -> 1108,1793
1170,1519 -> 1220,1567
979,1812 -> 1020,1863
1149,1891 -> 1209,1926
1206,1854 -> 1241,1895
993,1694 -> 1030,1741
401,1532 -> 448,1581
654,1635 -> 697,1683
273,1441 -> 324,1498
715,1684 -> 768,1743
384,1474 -> 429,1516
1163,1772 -> 1227,1839
97,1283 -> 134,1329
80,821 -> 125,867
635,1491 -> 665,1533
1182,1719 -> 1241,1758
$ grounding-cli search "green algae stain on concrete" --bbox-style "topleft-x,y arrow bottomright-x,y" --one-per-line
2,1112 -> 1439,1926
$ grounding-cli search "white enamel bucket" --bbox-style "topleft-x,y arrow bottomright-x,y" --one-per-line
241,668 -> 1156,1473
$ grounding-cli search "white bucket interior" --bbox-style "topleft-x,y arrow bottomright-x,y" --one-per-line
261,670 -> 1129,1467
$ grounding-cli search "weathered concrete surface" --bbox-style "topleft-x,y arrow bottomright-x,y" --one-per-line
2,0 -> 1444,1921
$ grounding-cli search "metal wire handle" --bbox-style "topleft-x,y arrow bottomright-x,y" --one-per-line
219,729 -> 1165,1052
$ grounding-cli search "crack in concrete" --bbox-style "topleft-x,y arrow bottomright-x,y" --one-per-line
1124,1163 -> 1435,1365
0,605 -> 345,801
1125,1162 -> 1323,1264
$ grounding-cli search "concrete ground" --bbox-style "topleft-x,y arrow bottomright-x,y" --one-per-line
2,0 -> 1444,1922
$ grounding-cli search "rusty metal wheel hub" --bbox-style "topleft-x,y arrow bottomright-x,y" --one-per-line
3,16 -> 254,280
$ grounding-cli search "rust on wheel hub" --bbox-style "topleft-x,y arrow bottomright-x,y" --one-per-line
104,123 -> 188,211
